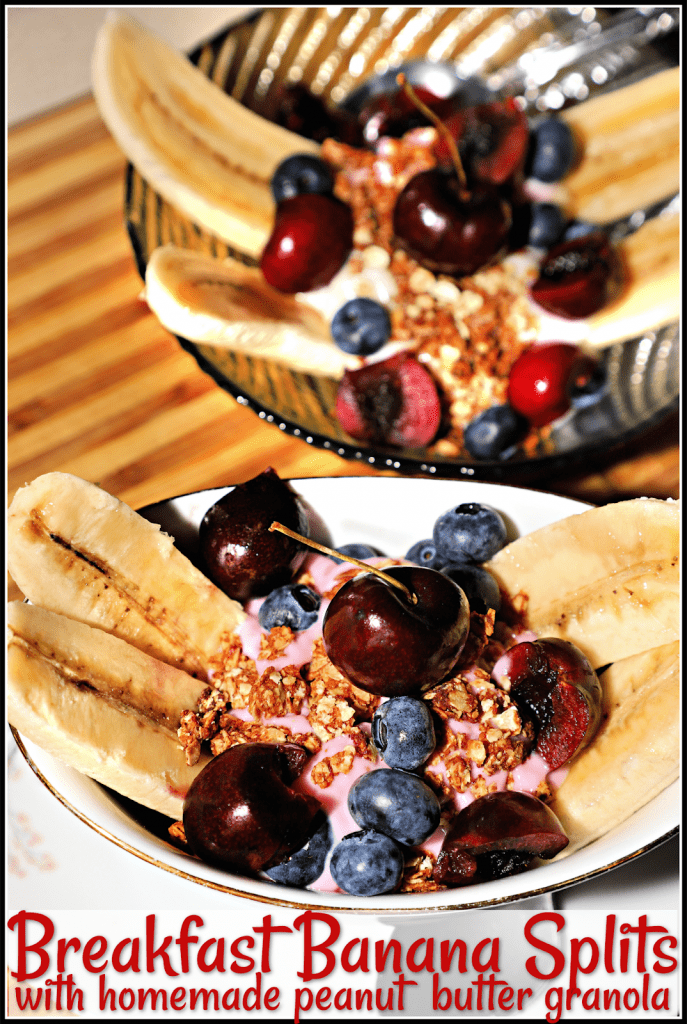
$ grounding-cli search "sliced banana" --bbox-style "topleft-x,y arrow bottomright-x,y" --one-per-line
8,604 -> 208,818
556,67 -> 680,224
487,498 -> 680,668
7,472 -> 245,681
144,246 -> 359,377
91,13 -> 319,259
550,641 -> 679,852
8,602 -> 207,733
584,211 -> 680,348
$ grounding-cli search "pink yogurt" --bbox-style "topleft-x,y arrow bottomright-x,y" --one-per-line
237,553 -> 389,674
232,553 -> 566,893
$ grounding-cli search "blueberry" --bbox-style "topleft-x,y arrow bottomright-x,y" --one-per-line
563,219 -> 599,242
528,202 -> 566,249
265,814 -> 333,888
372,697 -> 436,770
258,583 -> 321,632
330,830 -> 404,896
404,539 -> 444,569
528,118 -> 576,183
329,542 -> 385,565
433,502 -> 508,564
271,154 -> 334,203
331,298 -> 391,355
348,768 -> 440,846
441,563 -> 501,615
463,404 -> 527,461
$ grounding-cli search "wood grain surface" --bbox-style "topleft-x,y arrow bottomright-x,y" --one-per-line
7,95 -> 680,603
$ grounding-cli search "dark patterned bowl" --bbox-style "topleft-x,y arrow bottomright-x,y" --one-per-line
125,6 -> 679,481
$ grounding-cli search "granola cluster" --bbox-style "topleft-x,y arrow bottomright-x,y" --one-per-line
424,667 -> 534,804
322,131 -> 543,457
177,629 -> 381,770
172,562 -> 540,894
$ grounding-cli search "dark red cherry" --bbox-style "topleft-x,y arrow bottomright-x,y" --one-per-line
358,86 -> 457,145
335,352 -> 442,449
393,169 -> 511,276
183,743 -> 321,875
507,342 -> 599,427
271,82 -> 361,145
260,193 -> 353,293
199,468 -> 310,601
433,791 -> 569,886
530,231 -> 621,319
323,565 -> 470,697
436,98 -> 530,187
502,638 -> 602,770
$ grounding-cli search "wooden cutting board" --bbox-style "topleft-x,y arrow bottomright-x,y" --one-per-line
7,95 -> 679,559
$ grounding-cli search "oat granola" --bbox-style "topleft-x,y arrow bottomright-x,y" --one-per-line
171,543 -> 563,894
322,132 -> 542,457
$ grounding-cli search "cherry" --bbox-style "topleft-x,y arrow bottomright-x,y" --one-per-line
389,76 -> 512,278
199,468 -> 310,601
436,98 -> 530,187
433,791 -> 569,886
335,352 -> 442,449
507,342 -> 600,428
502,638 -> 602,771
393,169 -> 511,276
183,742 -> 321,875
322,564 -> 470,697
260,193 -> 353,294
271,82 -> 361,145
358,86 -> 458,145
530,231 -> 621,319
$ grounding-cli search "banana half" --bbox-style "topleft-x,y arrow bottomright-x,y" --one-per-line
486,497 -> 680,669
7,472 -> 245,681
550,641 -> 679,852
91,13 -> 319,259
8,603 -> 208,818
144,246 -> 359,378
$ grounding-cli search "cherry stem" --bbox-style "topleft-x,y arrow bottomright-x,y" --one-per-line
396,73 -> 470,200
269,521 -> 418,604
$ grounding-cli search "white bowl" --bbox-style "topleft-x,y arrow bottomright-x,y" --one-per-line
13,476 -> 679,914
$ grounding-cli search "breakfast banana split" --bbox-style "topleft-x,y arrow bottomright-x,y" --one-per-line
7,472 -> 679,896
92,14 -> 679,460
